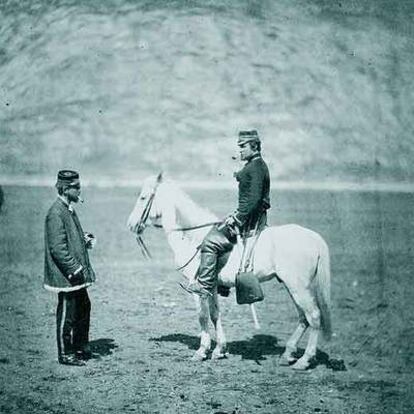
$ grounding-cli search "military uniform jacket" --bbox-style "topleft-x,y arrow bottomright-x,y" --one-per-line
44,198 -> 95,292
234,154 -> 271,233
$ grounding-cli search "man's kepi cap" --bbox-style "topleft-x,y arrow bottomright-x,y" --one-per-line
237,130 -> 260,145
56,170 -> 80,187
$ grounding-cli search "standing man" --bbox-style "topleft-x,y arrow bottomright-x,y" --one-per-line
0,185 -> 3,213
44,170 -> 96,366
182,130 -> 270,297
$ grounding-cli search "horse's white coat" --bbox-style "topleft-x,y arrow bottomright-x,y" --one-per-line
127,175 -> 332,369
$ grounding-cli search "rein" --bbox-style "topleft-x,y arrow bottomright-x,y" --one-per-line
176,245 -> 201,272
136,235 -> 152,259
138,221 -> 219,269
133,180 -> 220,268
155,221 -> 220,271
153,221 -> 221,232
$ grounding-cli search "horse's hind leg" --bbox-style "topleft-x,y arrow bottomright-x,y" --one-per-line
209,292 -> 227,360
292,325 -> 319,370
279,304 -> 308,366
289,289 -> 321,371
192,295 -> 211,361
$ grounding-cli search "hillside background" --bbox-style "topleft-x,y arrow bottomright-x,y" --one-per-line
0,0 -> 413,185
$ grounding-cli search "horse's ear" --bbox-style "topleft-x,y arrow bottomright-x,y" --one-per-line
156,171 -> 163,183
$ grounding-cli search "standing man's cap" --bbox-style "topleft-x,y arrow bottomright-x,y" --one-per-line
237,130 -> 260,145
56,170 -> 80,187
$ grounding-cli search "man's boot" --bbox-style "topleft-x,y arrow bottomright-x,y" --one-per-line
180,251 -> 217,297
180,226 -> 234,298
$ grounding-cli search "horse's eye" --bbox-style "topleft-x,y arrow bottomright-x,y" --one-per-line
140,196 -> 146,201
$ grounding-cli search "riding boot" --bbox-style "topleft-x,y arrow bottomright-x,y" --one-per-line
180,226 -> 235,297
179,250 -> 218,297
195,251 -> 218,292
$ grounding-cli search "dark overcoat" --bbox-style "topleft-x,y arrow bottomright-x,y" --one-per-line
44,198 -> 95,292
234,154 -> 271,233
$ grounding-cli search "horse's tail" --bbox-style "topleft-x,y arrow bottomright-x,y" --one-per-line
315,237 -> 332,341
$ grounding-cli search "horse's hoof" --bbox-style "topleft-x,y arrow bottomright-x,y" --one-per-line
191,351 -> 207,362
279,354 -> 296,366
291,358 -> 310,371
211,350 -> 228,360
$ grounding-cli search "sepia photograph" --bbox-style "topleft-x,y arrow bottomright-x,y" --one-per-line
0,0 -> 413,413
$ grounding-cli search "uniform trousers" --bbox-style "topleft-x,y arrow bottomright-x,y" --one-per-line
56,288 -> 90,359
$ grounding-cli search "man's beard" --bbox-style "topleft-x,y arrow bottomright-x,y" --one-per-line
67,193 -> 81,203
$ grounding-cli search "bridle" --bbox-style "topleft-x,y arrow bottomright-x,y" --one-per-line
132,180 -> 220,264
133,180 -> 160,259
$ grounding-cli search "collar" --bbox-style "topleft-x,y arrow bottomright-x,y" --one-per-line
234,154 -> 262,179
58,196 -> 74,213
246,153 -> 261,163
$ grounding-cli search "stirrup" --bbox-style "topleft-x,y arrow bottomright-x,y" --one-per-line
179,282 -> 212,298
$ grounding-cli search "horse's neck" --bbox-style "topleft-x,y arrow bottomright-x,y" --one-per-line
166,232 -> 199,263
174,186 -> 217,227
159,182 -> 217,230
159,182 -> 216,265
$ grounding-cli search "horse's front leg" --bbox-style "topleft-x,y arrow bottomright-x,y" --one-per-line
192,294 -> 211,361
209,292 -> 228,360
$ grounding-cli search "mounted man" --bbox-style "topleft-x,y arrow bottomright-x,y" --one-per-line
181,129 -> 271,297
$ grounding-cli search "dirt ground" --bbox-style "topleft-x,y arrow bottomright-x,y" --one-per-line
1,186 -> 413,414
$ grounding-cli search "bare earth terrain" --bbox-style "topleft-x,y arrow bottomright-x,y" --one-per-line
0,186 -> 413,413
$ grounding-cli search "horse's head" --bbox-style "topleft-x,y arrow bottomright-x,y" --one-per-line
127,172 -> 163,235
128,172 -> 219,238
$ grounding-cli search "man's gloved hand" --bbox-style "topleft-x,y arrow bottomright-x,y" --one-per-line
67,271 -> 85,286
218,214 -> 235,230
217,213 -> 239,239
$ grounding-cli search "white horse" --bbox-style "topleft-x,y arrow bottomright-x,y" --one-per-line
127,173 -> 332,370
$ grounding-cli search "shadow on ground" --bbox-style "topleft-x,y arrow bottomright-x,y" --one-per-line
227,334 -> 283,362
150,333 -> 346,370
150,333 -> 284,362
88,338 -> 118,359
